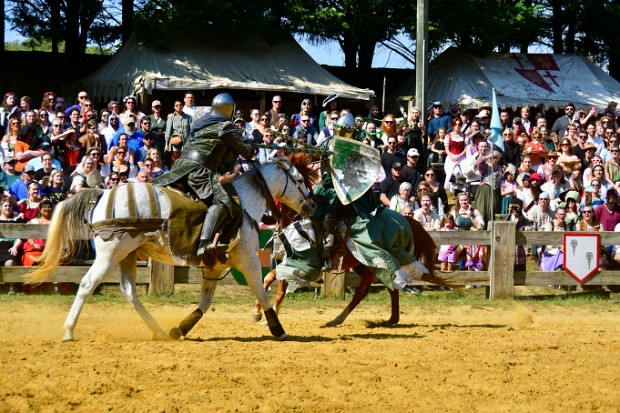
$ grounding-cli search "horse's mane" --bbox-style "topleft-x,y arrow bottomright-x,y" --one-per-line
286,153 -> 321,190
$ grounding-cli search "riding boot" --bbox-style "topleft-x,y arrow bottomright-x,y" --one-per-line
321,234 -> 335,271
197,203 -> 230,260
321,218 -> 339,272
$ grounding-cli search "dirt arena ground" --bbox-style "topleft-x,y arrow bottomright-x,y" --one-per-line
1,286 -> 620,413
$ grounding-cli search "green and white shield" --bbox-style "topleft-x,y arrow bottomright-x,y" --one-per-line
330,137 -> 382,205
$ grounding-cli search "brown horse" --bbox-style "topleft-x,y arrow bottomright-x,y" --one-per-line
252,216 -> 444,327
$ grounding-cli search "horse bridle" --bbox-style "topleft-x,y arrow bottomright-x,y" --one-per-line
252,160 -> 313,221
275,162 -> 311,201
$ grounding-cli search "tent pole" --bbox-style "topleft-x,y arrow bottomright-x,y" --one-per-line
382,76 -> 386,114
259,91 -> 266,115
415,0 -> 429,112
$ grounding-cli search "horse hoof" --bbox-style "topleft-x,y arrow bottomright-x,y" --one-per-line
169,327 -> 183,340
321,321 -> 338,328
154,332 -> 171,341
249,312 -> 262,323
62,337 -> 74,343
276,333 -> 289,341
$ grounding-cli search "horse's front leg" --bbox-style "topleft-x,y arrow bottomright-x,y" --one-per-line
169,274 -> 218,339
323,266 -> 374,328
239,254 -> 287,339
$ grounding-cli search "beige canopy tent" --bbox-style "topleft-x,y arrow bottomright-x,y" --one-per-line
390,47 -> 620,110
76,34 -> 374,102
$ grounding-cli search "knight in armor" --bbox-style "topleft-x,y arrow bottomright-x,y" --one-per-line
151,93 -> 253,261
314,112 -> 369,271
288,110 -> 430,290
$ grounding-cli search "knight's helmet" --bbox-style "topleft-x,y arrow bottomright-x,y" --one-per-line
334,112 -> 357,139
210,92 -> 235,119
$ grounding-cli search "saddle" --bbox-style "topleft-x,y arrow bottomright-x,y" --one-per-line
160,185 -> 243,264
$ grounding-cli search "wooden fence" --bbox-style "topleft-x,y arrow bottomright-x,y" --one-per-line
2,222 -> 619,299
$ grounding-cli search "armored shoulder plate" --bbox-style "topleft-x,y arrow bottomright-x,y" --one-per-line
218,121 -> 236,137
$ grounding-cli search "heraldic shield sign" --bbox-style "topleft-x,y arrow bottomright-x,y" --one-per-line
563,233 -> 600,283
331,137 -> 382,205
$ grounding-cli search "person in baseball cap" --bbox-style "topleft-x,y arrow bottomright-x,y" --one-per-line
529,172 -> 544,182
516,171 -> 531,187
407,148 -> 420,158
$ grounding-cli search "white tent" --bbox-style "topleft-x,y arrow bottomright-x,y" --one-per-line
392,47 -> 620,109
76,34 -> 374,101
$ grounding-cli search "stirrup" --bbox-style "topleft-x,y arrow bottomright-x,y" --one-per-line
199,253 -> 216,271
197,238 -> 227,258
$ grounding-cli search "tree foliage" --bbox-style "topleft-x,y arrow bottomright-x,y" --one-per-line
289,0 -> 408,69
6,0 -> 117,57
133,0 -> 292,49
423,0 -> 545,56
4,0 -> 620,79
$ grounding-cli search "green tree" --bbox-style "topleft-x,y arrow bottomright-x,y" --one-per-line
381,0 -> 546,67
289,0 -> 407,70
7,0 -> 110,57
555,0 -> 620,79
424,0 -> 545,56
133,0 -> 292,49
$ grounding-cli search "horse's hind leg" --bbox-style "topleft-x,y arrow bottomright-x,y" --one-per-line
273,279 -> 288,314
386,288 -> 400,326
323,266 -> 375,328
118,252 -> 168,340
63,255 -> 117,342
238,256 -> 287,339
169,276 -> 218,339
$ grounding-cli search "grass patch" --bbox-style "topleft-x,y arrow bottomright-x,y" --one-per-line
0,283 -> 616,312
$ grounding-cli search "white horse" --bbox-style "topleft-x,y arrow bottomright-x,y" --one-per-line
27,158 -> 315,342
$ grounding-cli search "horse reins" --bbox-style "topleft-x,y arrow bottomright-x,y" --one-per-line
251,159 -> 311,222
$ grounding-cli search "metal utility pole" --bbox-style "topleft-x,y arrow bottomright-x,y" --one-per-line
415,0 -> 429,113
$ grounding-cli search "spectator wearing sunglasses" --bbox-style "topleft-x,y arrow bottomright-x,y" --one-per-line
40,92 -> 57,123
293,114 -> 318,146
291,98 -> 316,129
63,91 -> 89,119
267,96 -> 283,129
137,132 -> 157,168
101,113 -> 121,148
316,111 -> 340,146
0,157 -> 20,189
380,134 -> 406,175
120,95 -> 145,125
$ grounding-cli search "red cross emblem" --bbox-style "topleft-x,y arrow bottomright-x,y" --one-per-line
510,53 -> 562,93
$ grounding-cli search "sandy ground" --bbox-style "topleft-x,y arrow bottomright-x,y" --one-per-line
1,287 -> 620,413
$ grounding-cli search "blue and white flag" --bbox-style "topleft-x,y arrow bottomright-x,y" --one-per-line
489,88 -> 504,152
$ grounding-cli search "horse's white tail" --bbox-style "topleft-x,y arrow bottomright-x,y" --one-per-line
27,188 -> 104,284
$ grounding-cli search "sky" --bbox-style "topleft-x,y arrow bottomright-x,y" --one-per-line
4,27 -> 413,69
295,36 -> 413,69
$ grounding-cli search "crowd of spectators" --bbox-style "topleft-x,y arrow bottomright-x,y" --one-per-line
379,99 -> 620,276
421,100 -> 620,278
1,88 -> 620,294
